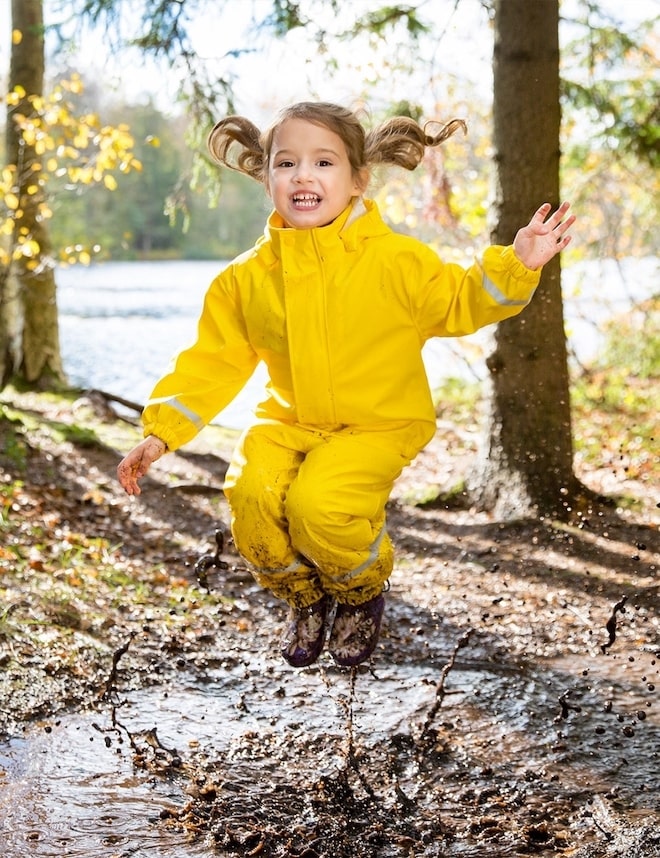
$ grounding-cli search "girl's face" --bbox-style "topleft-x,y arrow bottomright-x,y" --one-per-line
266,118 -> 366,229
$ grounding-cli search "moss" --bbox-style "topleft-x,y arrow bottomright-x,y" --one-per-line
0,418 -> 28,472
402,479 -> 469,510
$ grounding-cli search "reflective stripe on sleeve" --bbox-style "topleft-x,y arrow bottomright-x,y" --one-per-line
482,272 -> 531,307
146,396 -> 206,432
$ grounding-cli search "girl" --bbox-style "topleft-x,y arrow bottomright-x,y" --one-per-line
117,101 -> 575,669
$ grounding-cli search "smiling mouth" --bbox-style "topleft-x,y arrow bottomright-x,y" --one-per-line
292,193 -> 321,207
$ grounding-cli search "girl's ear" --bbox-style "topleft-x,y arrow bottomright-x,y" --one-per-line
353,168 -> 370,195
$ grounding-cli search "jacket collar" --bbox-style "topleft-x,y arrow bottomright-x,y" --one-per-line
260,196 -> 390,260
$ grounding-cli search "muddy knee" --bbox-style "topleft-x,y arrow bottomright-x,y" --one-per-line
227,480 -> 295,570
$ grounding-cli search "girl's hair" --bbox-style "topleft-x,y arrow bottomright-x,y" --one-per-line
207,101 -> 466,183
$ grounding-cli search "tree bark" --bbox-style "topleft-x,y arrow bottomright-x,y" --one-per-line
468,0 -> 575,519
3,0 -> 65,388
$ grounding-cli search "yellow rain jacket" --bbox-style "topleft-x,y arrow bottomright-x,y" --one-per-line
143,198 -> 540,451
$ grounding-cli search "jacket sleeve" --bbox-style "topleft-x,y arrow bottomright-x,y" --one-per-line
413,244 -> 542,339
141,269 -> 259,451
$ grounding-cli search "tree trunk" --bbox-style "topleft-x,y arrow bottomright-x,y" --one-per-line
468,0 -> 575,519
0,264 -> 9,388
3,0 -> 65,389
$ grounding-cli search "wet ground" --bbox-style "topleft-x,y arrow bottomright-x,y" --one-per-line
1,391 -> 659,856
1,599 -> 658,857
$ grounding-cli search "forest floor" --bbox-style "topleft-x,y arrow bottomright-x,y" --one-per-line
0,387 -> 658,857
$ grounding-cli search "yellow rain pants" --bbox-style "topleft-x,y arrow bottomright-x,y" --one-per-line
223,419 -> 432,608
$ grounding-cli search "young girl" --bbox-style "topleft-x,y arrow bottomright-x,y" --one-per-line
117,101 -> 575,669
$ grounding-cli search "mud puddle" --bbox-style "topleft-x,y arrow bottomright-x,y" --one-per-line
0,695 -> 211,858
1,636 -> 659,858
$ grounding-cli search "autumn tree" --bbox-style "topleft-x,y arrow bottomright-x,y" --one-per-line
1,1 -> 142,390
2,0 -> 61,387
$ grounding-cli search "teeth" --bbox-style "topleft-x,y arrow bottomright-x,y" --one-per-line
293,193 -> 319,206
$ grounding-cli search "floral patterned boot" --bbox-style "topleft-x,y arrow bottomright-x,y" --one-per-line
328,593 -> 385,667
280,595 -> 333,668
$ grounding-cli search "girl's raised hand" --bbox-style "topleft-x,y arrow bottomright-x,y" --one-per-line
117,435 -> 167,496
513,202 -> 576,271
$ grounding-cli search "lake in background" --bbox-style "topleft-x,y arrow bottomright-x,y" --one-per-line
57,257 -> 657,430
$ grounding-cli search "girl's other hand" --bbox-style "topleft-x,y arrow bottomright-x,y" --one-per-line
117,435 -> 167,496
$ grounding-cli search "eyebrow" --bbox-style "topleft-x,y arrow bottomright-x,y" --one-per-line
272,147 -> 342,159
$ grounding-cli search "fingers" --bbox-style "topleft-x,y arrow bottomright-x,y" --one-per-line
554,214 -> 576,243
536,200 -> 571,226
530,202 -> 575,251
117,456 -> 143,495
117,436 -> 167,496
550,204 -> 576,246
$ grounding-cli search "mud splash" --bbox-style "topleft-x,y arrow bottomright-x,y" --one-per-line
1,624 -> 658,858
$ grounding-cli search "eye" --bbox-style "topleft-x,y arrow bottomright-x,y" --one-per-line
318,159 -> 333,167
275,159 -> 294,168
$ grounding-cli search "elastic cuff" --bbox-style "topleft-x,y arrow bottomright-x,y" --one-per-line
143,423 -> 181,452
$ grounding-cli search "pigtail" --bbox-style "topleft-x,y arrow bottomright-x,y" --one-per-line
207,116 -> 266,182
424,118 -> 468,148
365,116 -> 467,171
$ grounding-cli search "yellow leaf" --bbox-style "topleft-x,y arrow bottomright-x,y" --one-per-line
73,130 -> 91,148
46,158 -> 58,171
26,185 -> 39,195
12,29 -> 23,45
145,135 -> 161,147
79,250 -> 91,265
103,174 -> 118,191
5,193 -> 20,210
20,239 -> 40,257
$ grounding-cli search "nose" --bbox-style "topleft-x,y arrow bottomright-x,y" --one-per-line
293,161 -> 312,182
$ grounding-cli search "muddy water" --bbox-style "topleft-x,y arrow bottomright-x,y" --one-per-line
1,646 -> 658,857
0,696 -> 211,857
